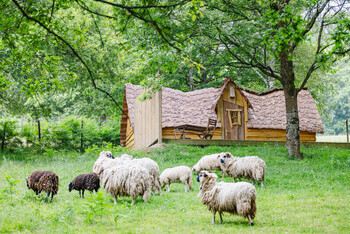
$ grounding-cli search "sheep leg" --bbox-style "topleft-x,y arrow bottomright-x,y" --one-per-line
185,184 -> 188,193
167,184 -> 170,192
46,191 -> 51,202
50,192 -> 54,202
219,212 -> 223,224
248,215 -> 254,226
82,190 -> 85,198
261,181 -> 264,187
212,211 -> 217,224
79,190 -> 81,198
114,196 -> 118,205
131,198 -> 136,205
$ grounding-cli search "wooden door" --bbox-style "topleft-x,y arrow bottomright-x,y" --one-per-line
223,101 -> 244,140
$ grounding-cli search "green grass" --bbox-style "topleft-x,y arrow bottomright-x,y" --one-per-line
0,144 -> 349,233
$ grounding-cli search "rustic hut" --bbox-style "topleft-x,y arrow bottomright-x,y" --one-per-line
120,78 -> 323,150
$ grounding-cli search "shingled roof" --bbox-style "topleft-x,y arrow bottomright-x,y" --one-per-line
241,89 -> 324,133
121,78 -> 323,146
124,83 -> 223,130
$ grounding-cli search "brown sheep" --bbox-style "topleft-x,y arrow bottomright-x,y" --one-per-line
69,173 -> 100,198
26,170 -> 59,202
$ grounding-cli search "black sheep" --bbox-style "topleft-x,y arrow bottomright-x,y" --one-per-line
26,170 -> 59,202
68,173 -> 100,198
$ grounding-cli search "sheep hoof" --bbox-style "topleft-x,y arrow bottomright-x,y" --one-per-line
249,222 -> 254,226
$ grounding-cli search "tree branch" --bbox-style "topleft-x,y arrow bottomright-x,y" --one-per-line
10,0 -> 127,117
94,0 -> 189,9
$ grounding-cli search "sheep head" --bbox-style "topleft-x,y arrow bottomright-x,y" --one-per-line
218,152 -> 233,165
68,182 -> 73,192
99,151 -> 114,159
197,171 -> 217,191
25,177 -> 29,189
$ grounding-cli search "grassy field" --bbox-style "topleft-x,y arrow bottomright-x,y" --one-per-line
0,144 -> 349,233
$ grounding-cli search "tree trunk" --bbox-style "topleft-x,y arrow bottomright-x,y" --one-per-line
280,51 -> 303,159
1,121 -> 6,151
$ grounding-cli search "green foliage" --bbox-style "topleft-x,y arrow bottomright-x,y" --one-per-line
0,144 -> 349,232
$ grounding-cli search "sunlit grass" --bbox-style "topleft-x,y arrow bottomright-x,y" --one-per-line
0,144 -> 349,232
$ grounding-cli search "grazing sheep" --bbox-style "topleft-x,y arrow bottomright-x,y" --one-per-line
68,173 -> 100,198
93,151 -> 162,195
192,153 -> 225,178
160,166 -> 193,192
197,171 -> 256,225
218,152 -> 266,186
26,170 -> 59,202
100,165 -> 151,205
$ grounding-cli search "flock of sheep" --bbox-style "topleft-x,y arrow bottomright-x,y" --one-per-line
26,150 -> 266,226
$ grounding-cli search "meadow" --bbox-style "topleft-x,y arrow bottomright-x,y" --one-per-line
0,144 -> 349,233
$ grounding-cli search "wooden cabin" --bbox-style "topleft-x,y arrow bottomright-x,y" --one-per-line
120,78 -> 323,150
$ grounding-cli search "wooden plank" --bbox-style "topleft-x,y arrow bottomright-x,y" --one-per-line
163,139 -> 350,148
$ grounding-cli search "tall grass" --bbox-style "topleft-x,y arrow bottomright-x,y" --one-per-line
0,144 -> 349,233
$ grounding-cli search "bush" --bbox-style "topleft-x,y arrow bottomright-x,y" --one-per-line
2,115 -> 121,152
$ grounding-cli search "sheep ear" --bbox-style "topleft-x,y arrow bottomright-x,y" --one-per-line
226,152 -> 232,157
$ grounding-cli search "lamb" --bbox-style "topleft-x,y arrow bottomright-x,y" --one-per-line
192,153 -> 225,178
197,170 -> 256,225
26,170 -> 59,202
160,166 -> 193,192
100,165 -> 151,205
68,173 -> 100,198
218,152 -> 266,186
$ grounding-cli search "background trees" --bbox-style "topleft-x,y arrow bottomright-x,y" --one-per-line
0,0 -> 349,156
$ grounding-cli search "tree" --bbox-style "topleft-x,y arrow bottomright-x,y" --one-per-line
192,0 -> 350,158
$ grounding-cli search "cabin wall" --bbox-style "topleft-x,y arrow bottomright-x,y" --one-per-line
246,128 -> 316,142
125,118 -> 134,150
134,90 -> 162,149
216,83 -> 248,139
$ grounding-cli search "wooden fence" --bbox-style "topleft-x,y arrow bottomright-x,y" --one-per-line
134,90 -> 162,149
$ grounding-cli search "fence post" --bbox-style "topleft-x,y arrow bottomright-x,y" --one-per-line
1,121 -> 6,151
81,120 -> 84,152
346,119 -> 349,143
35,117 -> 41,145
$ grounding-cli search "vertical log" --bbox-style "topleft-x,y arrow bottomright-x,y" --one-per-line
81,120 -> 84,152
1,121 -> 6,151
346,119 -> 349,143
158,89 -> 162,144
36,117 -> 41,144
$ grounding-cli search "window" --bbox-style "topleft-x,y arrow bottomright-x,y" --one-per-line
226,109 -> 242,127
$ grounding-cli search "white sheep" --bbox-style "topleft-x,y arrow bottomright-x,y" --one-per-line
218,152 -> 266,186
160,166 -> 193,192
100,165 -> 151,205
192,153 -> 225,178
197,171 -> 256,225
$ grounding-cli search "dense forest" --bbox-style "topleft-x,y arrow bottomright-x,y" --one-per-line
0,0 -> 349,155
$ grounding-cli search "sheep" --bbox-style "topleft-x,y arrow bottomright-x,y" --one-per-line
68,173 -> 100,198
197,170 -> 256,226
218,152 -> 266,186
192,153 -> 225,178
99,165 -> 151,205
26,170 -> 59,202
93,151 -> 162,195
160,166 -> 193,192
93,151 -> 115,175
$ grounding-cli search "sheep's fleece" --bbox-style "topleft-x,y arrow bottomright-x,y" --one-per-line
160,166 -> 193,192
26,170 -> 59,202
192,153 -> 223,174
197,170 -> 256,225
100,165 -> 151,205
69,173 -> 100,198
218,152 -> 266,186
